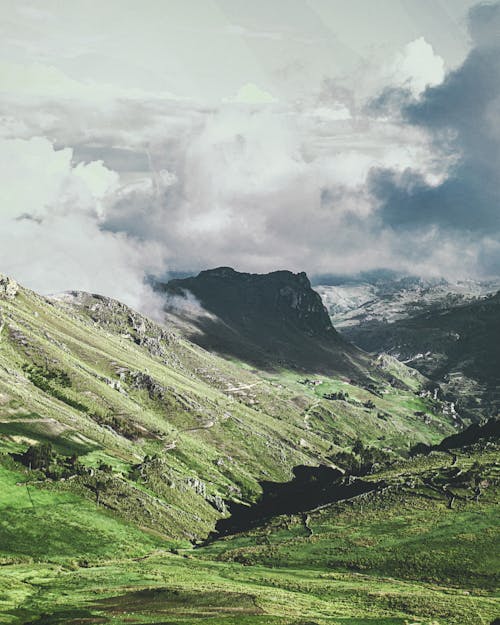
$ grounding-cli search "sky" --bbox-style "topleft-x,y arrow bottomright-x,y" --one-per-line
0,0 -> 499,310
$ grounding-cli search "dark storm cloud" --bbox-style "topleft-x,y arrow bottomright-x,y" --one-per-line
370,1 -> 500,239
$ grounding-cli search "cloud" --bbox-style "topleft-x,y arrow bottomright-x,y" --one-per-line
96,101 -> 446,278
0,3 -> 497,300
368,1 -> 500,277
0,136 -> 166,316
389,37 -> 445,97
164,289 -> 214,321
468,1 -> 500,47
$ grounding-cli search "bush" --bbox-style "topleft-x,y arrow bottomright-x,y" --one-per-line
19,442 -> 54,470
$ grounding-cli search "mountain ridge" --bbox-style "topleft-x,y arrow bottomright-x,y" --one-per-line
158,267 -> 374,378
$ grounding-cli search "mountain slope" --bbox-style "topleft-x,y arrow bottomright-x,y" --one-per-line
338,291 -> 500,421
0,273 -> 494,625
198,431 -> 499,624
0,277 -> 328,540
158,267 -> 376,378
0,273 -> 455,541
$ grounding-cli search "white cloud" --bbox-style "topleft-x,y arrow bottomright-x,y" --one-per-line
0,137 -> 71,219
72,160 -> 119,218
96,97 -> 455,279
389,37 -> 445,97
0,137 -> 118,220
0,136 -> 166,315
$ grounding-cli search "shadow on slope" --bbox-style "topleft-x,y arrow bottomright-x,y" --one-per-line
158,267 -> 373,379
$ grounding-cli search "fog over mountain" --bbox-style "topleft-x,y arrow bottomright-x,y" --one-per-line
1,0 -> 498,312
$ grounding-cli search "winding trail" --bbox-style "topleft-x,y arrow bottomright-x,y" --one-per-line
303,399 -> 321,430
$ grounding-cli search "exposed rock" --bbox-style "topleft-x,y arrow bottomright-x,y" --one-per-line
126,371 -> 168,400
164,267 -> 334,337
185,476 -> 206,497
0,275 -> 19,300
209,494 -> 227,513
157,267 -> 370,375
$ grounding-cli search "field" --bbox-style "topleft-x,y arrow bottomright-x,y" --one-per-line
0,444 -> 498,624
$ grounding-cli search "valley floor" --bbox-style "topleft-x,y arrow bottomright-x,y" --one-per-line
0,446 -> 498,625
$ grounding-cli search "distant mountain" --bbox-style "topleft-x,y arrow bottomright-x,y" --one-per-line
316,276 -> 500,328
157,267 -> 372,377
316,275 -> 500,421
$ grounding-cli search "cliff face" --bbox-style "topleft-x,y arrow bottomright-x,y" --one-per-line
166,267 -> 336,338
158,267 -> 367,375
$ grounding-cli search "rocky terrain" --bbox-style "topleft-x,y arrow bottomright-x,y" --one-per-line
316,275 -> 500,328
317,275 -> 500,422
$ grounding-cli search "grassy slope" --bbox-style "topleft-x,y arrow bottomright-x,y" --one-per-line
0,284 -> 454,538
1,280 -> 489,624
0,446 -> 497,625
197,445 -> 499,624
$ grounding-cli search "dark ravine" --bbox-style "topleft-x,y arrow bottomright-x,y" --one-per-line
207,465 -> 384,539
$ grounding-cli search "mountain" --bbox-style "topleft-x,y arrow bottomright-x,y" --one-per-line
352,292 -> 500,421
316,274 -> 500,328
0,272 -> 454,538
316,275 -> 500,421
157,267 -> 377,378
1,272 -> 496,625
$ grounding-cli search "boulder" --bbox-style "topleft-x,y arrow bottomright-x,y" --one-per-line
0,275 -> 19,299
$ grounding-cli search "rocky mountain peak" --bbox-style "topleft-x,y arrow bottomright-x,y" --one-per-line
153,267 -> 366,374
164,267 -> 334,338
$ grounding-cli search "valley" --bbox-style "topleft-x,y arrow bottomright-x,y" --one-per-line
0,270 -> 498,625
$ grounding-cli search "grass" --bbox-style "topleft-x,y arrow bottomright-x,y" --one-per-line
0,284 -> 458,542
1,554 -> 497,624
0,282 -> 496,624
0,459 -> 166,564
0,444 -> 496,624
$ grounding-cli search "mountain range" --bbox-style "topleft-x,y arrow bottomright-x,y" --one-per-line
316,274 -> 500,421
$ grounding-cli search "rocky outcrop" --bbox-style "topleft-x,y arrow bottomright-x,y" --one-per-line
155,267 -> 364,374
164,267 -> 334,338
0,275 -> 19,299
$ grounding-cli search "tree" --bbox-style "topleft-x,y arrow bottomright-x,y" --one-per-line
352,439 -> 364,456
21,442 -> 54,470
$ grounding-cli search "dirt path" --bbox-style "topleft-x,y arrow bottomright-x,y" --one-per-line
182,420 -> 215,433
303,400 -> 321,430
225,382 -> 263,392
0,417 -> 59,424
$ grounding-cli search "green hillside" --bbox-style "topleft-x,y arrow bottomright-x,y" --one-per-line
0,274 -> 496,625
